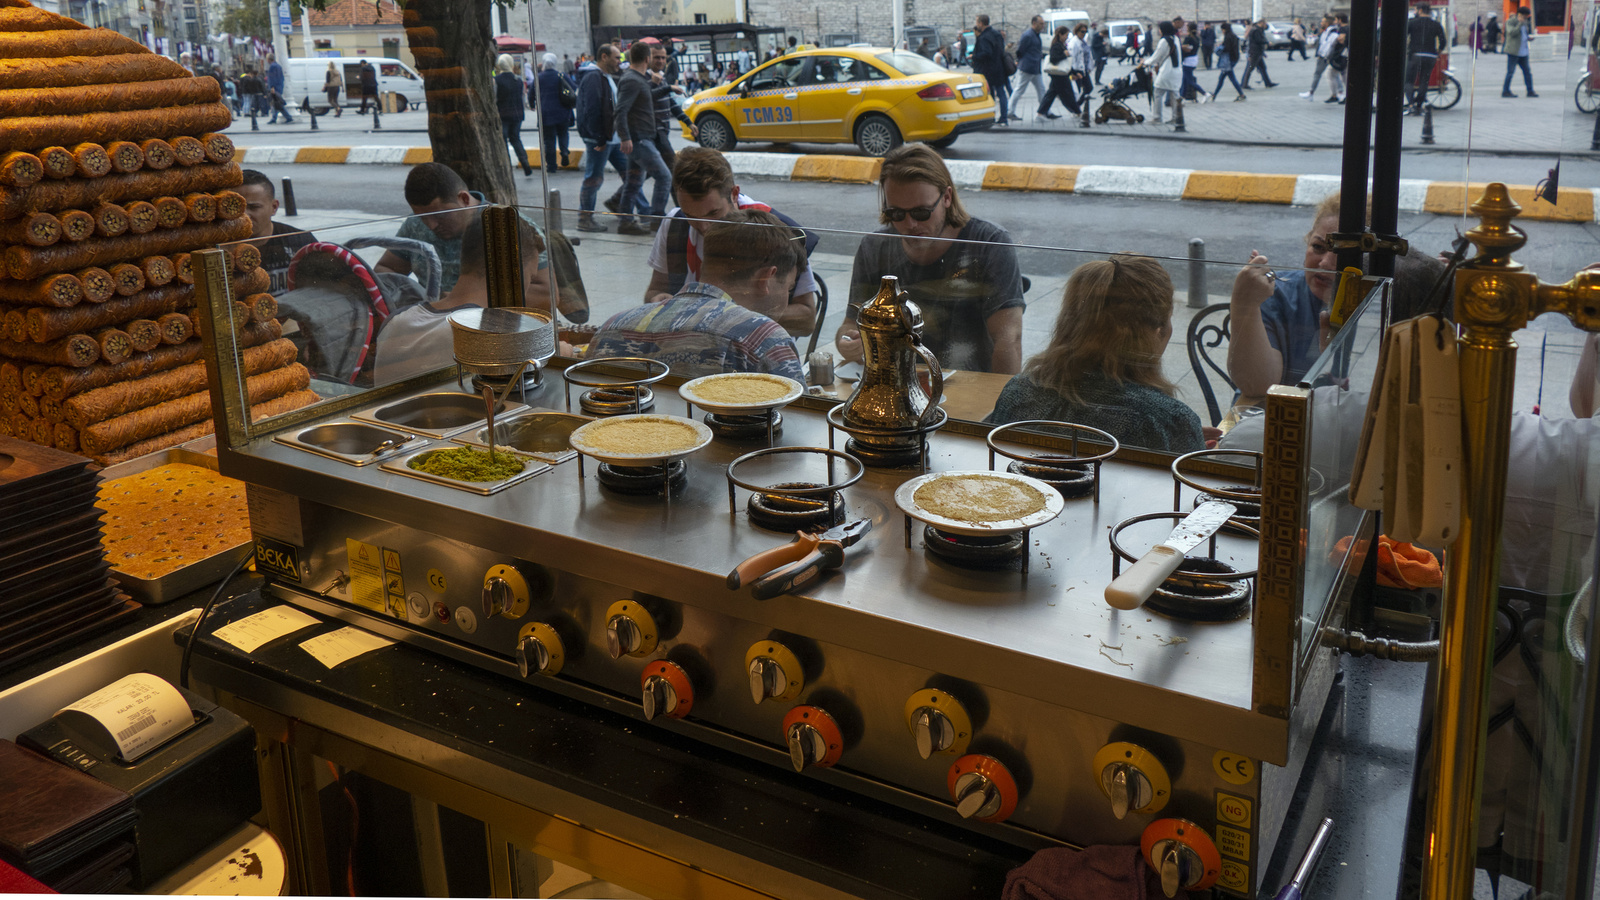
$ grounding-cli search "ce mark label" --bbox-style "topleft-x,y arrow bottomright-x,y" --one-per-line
1212,751 -> 1256,785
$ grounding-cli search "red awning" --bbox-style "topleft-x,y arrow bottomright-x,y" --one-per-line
494,34 -> 533,52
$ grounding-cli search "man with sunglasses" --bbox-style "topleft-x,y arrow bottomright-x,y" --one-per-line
835,143 -> 1024,374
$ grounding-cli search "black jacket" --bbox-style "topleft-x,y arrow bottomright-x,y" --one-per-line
1406,14 -> 1446,56
494,71 -> 524,121
1247,25 -> 1267,57
971,26 -> 1006,78
613,66 -> 656,144
575,65 -> 615,144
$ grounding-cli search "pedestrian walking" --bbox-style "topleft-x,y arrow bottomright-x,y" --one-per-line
356,59 -> 378,114
970,13 -> 1011,124
1038,26 -> 1079,117
1302,15 -> 1338,98
648,40 -> 695,170
536,53 -> 575,173
265,54 -> 295,123
1212,24 -> 1248,100
1200,22 -> 1216,68
1180,22 -> 1209,101
576,45 -> 631,233
614,41 -> 669,233
1325,15 -> 1349,102
1502,6 -> 1538,95
1012,16 -> 1047,117
494,55 -> 534,177
1069,23 -> 1093,109
1405,3 -> 1447,113
1485,14 -> 1502,52
237,69 -> 263,116
1287,20 -> 1309,60
1091,27 -> 1109,83
323,62 -> 343,116
1240,20 -> 1278,88
1148,21 -> 1182,123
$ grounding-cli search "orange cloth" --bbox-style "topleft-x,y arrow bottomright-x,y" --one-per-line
1330,535 -> 1443,589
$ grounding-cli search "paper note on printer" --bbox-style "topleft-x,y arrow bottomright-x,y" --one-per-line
58,673 -> 191,761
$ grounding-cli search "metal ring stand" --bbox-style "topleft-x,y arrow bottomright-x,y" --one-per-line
825,404 -> 949,472
562,357 -> 670,415
732,445 -> 870,522
1171,448 -> 1265,514
1109,511 -> 1260,619
575,451 -> 692,504
687,399 -> 783,447
985,420 -> 1119,503
905,516 -> 1036,574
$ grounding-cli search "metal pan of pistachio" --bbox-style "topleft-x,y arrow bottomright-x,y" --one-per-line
379,442 -> 551,495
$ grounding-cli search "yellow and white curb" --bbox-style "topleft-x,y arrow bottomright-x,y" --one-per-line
234,145 -> 1599,224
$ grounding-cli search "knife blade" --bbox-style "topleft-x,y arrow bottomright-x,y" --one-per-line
1105,501 -> 1237,610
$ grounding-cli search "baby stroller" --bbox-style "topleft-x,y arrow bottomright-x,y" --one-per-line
1095,67 -> 1153,124
275,237 -> 440,387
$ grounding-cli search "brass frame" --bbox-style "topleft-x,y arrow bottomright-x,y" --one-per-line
1423,184 -> 1600,899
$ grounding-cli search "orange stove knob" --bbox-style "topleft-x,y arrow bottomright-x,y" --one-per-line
781,706 -> 843,772
1140,818 -> 1222,898
946,754 -> 1019,824
640,660 -> 693,721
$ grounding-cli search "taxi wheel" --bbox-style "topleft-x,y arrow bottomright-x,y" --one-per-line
697,113 -> 736,151
855,115 -> 902,157
928,134 -> 958,149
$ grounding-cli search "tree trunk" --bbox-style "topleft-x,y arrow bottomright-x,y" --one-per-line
403,0 -> 517,205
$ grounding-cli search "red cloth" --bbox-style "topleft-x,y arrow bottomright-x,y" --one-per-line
0,858 -> 54,893
1003,845 -> 1202,900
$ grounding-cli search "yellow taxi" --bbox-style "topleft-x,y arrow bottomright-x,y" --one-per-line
680,47 -> 996,156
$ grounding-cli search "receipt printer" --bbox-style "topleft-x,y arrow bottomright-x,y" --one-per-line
19,675 -> 259,888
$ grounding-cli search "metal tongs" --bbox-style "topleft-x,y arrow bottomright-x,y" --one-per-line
727,519 -> 872,600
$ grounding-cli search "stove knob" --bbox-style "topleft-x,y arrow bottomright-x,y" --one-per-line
515,622 -> 565,678
744,641 -> 804,704
1140,819 -> 1221,898
781,705 -> 844,772
640,660 -> 694,720
946,754 -> 1019,824
605,601 -> 658,659
481,564 -> 533,619
1092,742 -> 1171,819
904,689 -> 972,759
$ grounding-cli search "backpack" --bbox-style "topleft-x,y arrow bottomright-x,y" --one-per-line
1002,48 -> 1018,76
558,76 -> 577,109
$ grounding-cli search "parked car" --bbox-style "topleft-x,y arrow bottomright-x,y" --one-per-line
682,47 -> 995,155
1265,21 -> 1296,49
1106,19 -> 1146,50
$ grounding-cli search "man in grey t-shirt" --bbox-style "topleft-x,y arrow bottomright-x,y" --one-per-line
835,144 -> 1024,374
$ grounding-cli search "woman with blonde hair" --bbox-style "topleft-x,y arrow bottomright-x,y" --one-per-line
985,253 -> 1205,452
323,61 -> 343,116
494,53 -> 534,177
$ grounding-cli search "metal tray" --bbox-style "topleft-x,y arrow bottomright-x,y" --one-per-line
98,438 -> 254,605
450,408 -> 592,465
351,391 -> 527,439
274,420 -> 428,466
379,443 -> 551,495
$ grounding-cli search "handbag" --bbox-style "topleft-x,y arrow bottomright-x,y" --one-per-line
1043,60 -> 1072,76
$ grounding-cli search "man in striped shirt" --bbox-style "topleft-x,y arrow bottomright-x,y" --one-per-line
587,210 -> 804,381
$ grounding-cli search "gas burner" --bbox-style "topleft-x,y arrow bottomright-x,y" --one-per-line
1144,557 -> 1253,621
726,447 -> 865,533
705,410 -> 782,443
747,483 -> 843,532
923,526 -> 1026,570
597,459 -> 687,496
1194,489 -> 1261,527
1108,511 -> 1259,621
826,405 -> 947,471
581,386 -> 655,417
467,365 -> 543,404
986,420 -> 1119,503
562,356 -> 669,417
1170,449 -> 1264,526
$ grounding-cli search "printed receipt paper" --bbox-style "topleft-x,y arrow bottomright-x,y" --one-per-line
57,673 -> 193,762
212,605 -> 321,652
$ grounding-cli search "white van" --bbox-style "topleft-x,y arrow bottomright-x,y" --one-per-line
285,57 -> 425,114
1040,8 -> 1090,35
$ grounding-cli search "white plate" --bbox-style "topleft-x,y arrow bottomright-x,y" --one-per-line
894,470 -> 1064,536
678,373 -> 803,414
568,414 -> 713,466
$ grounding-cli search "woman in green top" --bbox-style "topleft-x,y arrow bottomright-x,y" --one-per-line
984,253 -> 1206,453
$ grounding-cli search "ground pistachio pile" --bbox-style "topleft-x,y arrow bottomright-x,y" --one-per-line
408,446 -> 525,482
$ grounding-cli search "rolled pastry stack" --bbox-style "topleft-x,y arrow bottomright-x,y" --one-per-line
0,1 -> 317,463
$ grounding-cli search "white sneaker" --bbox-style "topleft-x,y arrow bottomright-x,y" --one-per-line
1299,91 -> 1312,99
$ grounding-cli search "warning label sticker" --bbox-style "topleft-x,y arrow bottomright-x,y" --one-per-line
345,538 -> 385,612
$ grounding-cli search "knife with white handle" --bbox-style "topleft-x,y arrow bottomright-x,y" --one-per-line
1105,501 -> 1238,610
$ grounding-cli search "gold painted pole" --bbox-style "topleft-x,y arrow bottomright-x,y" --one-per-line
1422,184 -> 1532,900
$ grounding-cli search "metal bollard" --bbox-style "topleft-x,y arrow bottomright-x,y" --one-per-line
547,189 -> 565,235
1172,95 -> 1186,133
1080,95 -> 1092,127
1187,238 -> 1207,308
1421,104 -> 1435,145
307,104 -> 318,132
281,178 -> 297,217
1591,105 -> 1600,150
250,103 -> 259,132
373,103 -> 382,130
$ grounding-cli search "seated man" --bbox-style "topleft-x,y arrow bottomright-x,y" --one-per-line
643,147 -> 819,337
588,210 -> 805,381
374,210 -> 552,384
374,161 -> 551,299
835,143 -> 1025,374
237,168 -> 317,294
1226,194 -> 1341,397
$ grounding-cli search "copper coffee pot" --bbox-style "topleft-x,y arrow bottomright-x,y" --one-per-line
837,276 -> 944,465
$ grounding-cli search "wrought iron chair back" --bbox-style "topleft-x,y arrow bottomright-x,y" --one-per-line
1187,302 -> 1235,427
